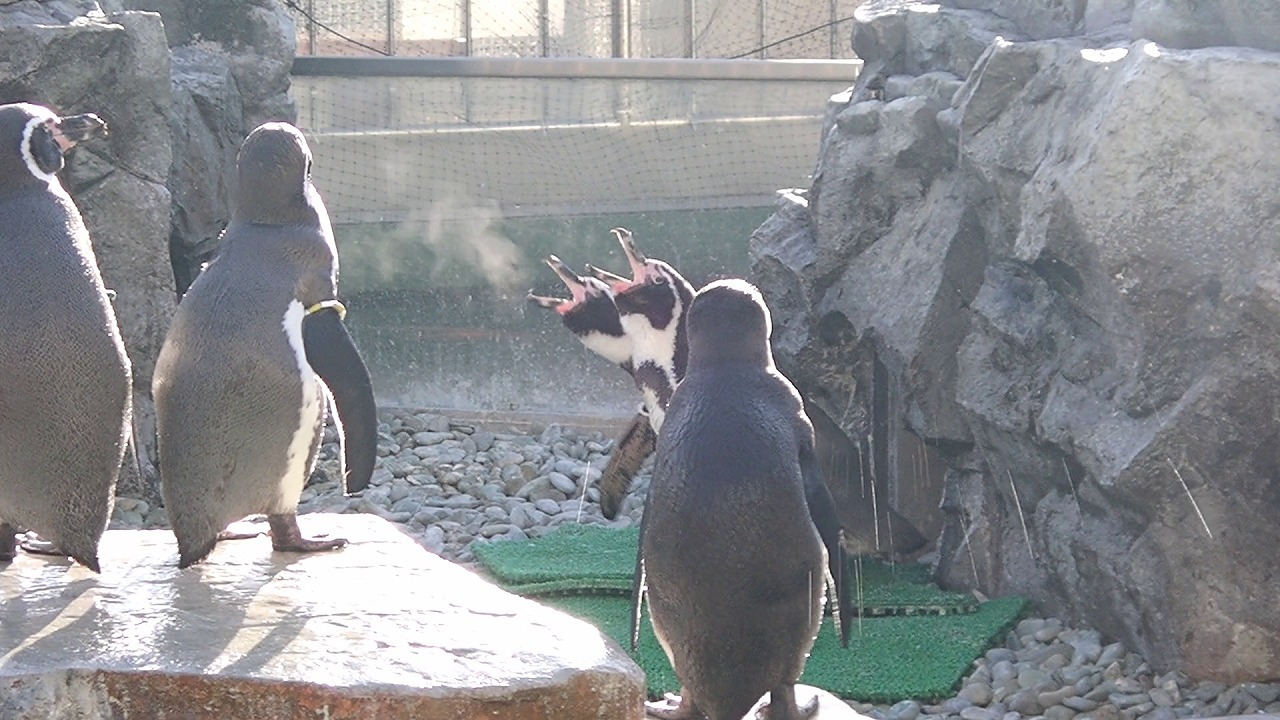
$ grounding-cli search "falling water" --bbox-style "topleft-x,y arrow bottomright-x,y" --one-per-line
1166,457 -> 1213,539
1007,469 -> 1035,562
867,433 -> 880,551
957,511 -> 980,583
576,458 -> 592,524
1061,458 -> 1082,518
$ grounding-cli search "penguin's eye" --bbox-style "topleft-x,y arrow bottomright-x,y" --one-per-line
654,275 -> 668,285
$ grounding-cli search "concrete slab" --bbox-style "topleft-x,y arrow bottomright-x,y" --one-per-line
0,514 -> 645,719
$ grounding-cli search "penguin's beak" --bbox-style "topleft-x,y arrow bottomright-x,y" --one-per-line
53,113 -> 108,151
613,227 -> 647,273
605,227 -> 648,293
528,255 -> 592,315
584,263 -> 629,286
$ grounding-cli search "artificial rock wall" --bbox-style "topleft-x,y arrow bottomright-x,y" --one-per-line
751,0 -> 1280,683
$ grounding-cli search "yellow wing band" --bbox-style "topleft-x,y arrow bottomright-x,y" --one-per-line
305,299 -> 347,320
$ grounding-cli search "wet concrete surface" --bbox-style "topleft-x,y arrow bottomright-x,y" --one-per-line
0,514 -> 645,719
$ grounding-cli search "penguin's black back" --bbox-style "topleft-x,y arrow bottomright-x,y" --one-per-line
642,280 -> 826,720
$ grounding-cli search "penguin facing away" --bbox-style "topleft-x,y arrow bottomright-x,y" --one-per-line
638,278 -> 851,720
0,102 -> 130,572
153,122 -> 377,568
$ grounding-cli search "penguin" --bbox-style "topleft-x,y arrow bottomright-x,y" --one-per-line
0,102 -> 130,573
153,121 -> 377,568
586,228 -> 694,518
527,254 -> 633,369
527,241 -> 659,519
637,278 -> 851,720
591,227 -> 695,434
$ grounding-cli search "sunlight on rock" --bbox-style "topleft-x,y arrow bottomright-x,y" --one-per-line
0,515 -> 644,718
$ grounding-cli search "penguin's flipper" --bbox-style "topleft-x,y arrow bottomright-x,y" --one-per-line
302,306 -> 377,494
801,440 -> 852,647
598,411 -> 657,519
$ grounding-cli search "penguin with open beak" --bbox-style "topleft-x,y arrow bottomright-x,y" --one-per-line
585,228 -> 695,518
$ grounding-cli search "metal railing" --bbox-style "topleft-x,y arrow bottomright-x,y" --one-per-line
292,55 -> 861,80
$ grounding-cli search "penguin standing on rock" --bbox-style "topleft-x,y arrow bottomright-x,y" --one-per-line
153,122 -> 377,568
0,102 -> 130,573
639,279 -> 851,720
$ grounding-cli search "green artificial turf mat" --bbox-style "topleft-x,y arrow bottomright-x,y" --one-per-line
473,523 -> 641,593
473,524 -> 1028,702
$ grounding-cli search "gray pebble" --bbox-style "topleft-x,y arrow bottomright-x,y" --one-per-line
959,684 -> 994,707
1018,668 -> 1052,689
1007,688 -> 1043,715
479,523 -> 515,538
1044,705 -> 1077,720
959,708 -> 997,720
548,471 -> 577,494
1097,643 -> 1127,667
1039,686 -> 1078,707
533,497 -> 562,515
1146,688 -> 1176,707
888,700 -> 921,720
413,430 -> 451,446
1243,683 -> 1280,705
992,660 -> 1017,683
1064,697 -> 1099,712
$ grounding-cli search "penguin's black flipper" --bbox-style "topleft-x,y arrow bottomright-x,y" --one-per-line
303,307 -> 377,494
801,440 -> 852,647
598,410 -> 657,519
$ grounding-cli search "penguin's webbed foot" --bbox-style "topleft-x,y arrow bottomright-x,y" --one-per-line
645,692 -> 699,719
19,534 -> 64,556
267,513 -> 347,554
755,685 -> 818,720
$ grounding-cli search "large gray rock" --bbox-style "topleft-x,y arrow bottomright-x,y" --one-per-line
104,0 -> 296,293
753,5 -> 1280,683
1133,0 -> 1280,52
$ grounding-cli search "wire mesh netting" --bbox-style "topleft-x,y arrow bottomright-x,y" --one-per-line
288,0 -> 861,59
285,2 -> 862,417
295,73 -> 853,223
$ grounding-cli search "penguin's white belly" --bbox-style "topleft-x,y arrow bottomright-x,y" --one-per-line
643,390 -> 666,432
279,299 -> 324,512
580,330 -> 632,366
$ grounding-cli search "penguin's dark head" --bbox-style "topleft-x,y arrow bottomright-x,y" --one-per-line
685,278 -> 774,368
528,255 -> 631,365
0,102 -> 107,192
594,227 -> 694,332
235,121 -> 316,224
